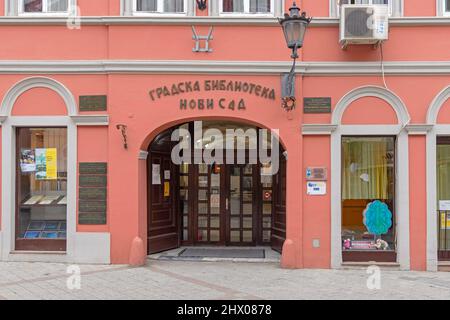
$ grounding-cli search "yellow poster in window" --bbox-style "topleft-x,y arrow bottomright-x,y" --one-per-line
164,182 -> 170,197
441,212 -> 450,229
45,148 -> 58,180
36,148 -> 57,180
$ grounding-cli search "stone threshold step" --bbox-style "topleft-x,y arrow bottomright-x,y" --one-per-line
341,262 -> 401,270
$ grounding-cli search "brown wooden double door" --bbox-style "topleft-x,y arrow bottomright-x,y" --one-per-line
189,163 -> 264,246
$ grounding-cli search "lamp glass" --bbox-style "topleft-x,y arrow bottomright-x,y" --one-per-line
282,19 -> 307,49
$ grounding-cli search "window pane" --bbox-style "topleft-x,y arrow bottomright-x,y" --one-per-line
341,137 -> 395,251
163,0 -> 184,12
437,144 -> 450,201
249,0 -> 270,13
24,0 -> 43,12
223,0 -> 244,12
137,0 -> 157,11
48,0 -> 68,12
17,128 -> 67,249
446,0 -> 450,12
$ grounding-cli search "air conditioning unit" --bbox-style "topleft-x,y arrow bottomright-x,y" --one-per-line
339,4 -> 389,47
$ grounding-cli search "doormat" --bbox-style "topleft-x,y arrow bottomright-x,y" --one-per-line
179,248 -> 265,259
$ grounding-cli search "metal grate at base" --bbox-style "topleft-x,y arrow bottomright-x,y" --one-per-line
179,248 -> 265,259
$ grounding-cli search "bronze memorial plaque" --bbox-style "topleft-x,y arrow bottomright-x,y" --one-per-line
303,97 -> 332,114
79,188 -> 107,200
78,212 -> 107,225
79,95 -> 107,112
78,162 -> 108,225
79,162 -> 108,175
79,175 -> 107,187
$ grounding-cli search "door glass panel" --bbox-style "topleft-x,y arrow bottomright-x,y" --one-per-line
211,173 -> 220,187
263,203 -> 272,214
243,231 -> 252,242
198,189 -> 207,201
198,203 -> 208,214
210,216 -> 220,228
180,163 -> 189,174
198,229 -> 208,242
199,163 -> 208,174
198,176 -> 208,188
243,191 -> 252,202
180,176 -> 188,187
243,203 -> 253,215
263,216 -> 271,228
263,230 -> 271,242
180,189 -> 188,200
230,231 -> 240,242
231,217 -> 240,228
243,217 -> 252,228
183,229 -> 188,241
243,177 -> 253,190
210,230 -> 220,242
198,216 -> 208,228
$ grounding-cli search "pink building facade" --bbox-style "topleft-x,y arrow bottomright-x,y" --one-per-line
0,0 -> 449,271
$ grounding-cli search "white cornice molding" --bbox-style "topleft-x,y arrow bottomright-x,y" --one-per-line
302,124 -> 338,135
71,115 -> 109,126
1,60 -> 450,75
404,124 -> 434,135
0,16 -> 448,26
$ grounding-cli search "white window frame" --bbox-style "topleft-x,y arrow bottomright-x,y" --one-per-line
331,0 -> 402,17
218,0 -> 275,17
132,0 -> 189,16
17,0 -> 75,16
444,0 -> 450,16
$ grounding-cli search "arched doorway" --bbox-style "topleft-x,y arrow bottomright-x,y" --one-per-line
147,120 -> 286,255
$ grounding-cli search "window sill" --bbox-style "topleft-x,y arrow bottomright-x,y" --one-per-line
131,12 -> 189,17
18,12 -> 71,17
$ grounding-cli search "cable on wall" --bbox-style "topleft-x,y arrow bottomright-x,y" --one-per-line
379,42 -> 389,90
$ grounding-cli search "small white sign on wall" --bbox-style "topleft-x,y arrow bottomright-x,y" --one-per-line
307,181 -> 326,196
439,200 -> 450,211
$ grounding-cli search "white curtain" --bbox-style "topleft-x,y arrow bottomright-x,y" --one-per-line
223,0 -> 244,12
163,0 -> 184,12
49,0 -> 68,12
137,0 -> 157,11
249,0 -> 270,13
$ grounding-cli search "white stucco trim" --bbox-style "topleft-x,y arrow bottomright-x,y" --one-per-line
0,77 -> 77,116
427,86 -> 450,125
302,124 -> 338,135
0,76 -> 110,264
330,86 -> 411,270
425,85 -> 450,271
0,16 -> 449,26
1,60 -> 450,75
138,150 -> 149,160
71,232 -> 111,264
332,85 -> 410,125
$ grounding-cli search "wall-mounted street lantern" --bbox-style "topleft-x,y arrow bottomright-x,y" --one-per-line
279,2 -> 311,112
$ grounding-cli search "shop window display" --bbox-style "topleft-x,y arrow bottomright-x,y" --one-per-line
341,136 -> 395,254
16,128 -> 67,251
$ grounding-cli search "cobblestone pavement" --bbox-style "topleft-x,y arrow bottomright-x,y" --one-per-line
0,260 -> 449,300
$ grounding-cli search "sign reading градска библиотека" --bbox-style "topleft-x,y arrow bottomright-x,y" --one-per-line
149,80 -> 276,111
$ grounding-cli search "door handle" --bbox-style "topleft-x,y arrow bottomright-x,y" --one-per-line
226,198 -> 229,210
